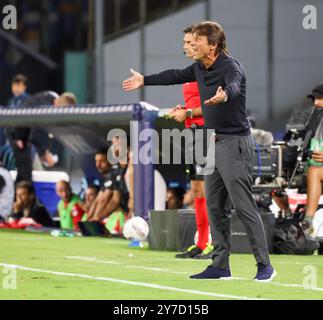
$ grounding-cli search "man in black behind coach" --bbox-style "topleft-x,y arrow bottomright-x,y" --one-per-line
123,21 -> 276,282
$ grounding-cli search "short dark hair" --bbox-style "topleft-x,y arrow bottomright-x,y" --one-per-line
192,21 -> 229,54
57,180 -> 72,192
168,187 -> 185,200
12,74 -> 28,86
183,24 -> 195,34
95,148 -> 108,157
16,181 -> 35,195
87,184 -> 100,194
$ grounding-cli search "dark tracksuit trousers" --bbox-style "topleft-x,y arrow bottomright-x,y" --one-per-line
204,133 -> 270,269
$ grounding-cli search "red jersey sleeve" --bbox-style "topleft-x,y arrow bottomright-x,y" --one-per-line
182,82 -> 204,128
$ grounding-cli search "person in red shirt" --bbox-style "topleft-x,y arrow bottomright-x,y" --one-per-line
167,26 -> 214,259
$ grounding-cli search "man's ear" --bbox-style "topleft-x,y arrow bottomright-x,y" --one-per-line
211,43 -> 218,52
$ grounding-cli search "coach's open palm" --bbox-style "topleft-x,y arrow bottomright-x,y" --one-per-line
122,69 -> 144,91
204,86 -> 227,105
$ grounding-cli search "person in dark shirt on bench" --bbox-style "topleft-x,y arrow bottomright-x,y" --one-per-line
10,181 -> 54,227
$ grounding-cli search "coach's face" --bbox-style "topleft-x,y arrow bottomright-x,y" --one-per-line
192,34 -> 217,61
183,33 -> 195,59
314,98 -> 323,108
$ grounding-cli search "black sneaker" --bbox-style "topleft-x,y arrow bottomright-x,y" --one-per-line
190,265 -> 232,280
254,263 -> 277,282
175,245 -> 202,259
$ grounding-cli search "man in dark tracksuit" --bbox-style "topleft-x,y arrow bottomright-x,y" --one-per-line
6,75 -> 31,182
6,90 -> 59,183
123,21 -> 276,281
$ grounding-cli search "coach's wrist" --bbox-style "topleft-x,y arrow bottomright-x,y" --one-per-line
223,90 -> 229,102
186,108 -> 193,119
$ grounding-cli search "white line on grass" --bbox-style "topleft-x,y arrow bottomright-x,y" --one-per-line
63,256 -> 323,293
277,261 -> 323,266
11,237 -> 44,241
0,263 -> 265,300
269,282 -> 323,292
124,265 -> 187,274
65,256 -> 121,265
64,256 -> 188,275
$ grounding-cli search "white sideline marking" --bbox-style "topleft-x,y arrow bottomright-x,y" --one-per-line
65,256 -> 120,265
278,261 -> 323,266
65,256 -> 102,261
270,282 -> 323,292
63,256 -> 323,293
11,237 -> 44,241
0,263 -> 264,300
125,265 -> 187,275
65,256 -> 187,275
66,257 -> 249,278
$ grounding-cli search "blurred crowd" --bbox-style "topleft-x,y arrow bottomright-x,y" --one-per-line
1,74 -> 322,239
0,74 -> 191,235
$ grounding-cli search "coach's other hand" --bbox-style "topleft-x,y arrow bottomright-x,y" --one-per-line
172,109 -> 187,123
204,86 -> 228,105
170,104 -> 183,114
122,69 -> 144,91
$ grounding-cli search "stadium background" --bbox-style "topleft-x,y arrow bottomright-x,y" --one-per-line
1,0 -> 323,301
1,0 -> 323,133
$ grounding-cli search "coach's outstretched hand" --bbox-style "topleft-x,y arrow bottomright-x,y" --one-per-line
122,69 -> 144,91
204,86 -> 228,105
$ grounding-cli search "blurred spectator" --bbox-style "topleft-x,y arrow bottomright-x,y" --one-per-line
183,186 -> 195,210
31,91 -> 77,168
84,185 -> 100,211
88,149 -> 128,235
10,181 -> 54,227
36,91 -> 77,168
303,85 -> 323,235
54,92 -> 77,106
0,163 -> 14,220
166,187 -> 185,209
0,121 -> 6,147
0,144 -> 16,171
124,151 -> 134,217
56,180 -> 85,230
24,91 -> 60,169
6,90 -> 78,182
6,75 -> 31,182
125,150 -> 167,215
8,74 -> 29,108
36,91 -> 76,168
105,137 -> 129,234
110,135 -> 129,214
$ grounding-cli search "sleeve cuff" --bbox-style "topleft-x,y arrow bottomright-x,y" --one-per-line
223,89 -> 229,102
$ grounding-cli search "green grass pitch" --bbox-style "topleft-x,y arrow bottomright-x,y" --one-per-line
0,229 -> 322,300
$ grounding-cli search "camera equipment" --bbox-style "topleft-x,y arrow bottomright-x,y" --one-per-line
252,145 -> 282,180
282,104 -> 322,188
251,104 -> 322,210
